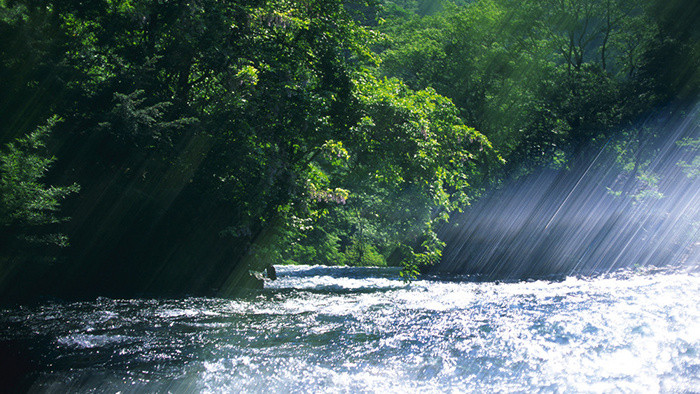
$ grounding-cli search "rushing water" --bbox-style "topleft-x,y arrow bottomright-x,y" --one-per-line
2,265 -> 699,393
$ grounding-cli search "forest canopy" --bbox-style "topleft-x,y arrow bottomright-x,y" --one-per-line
0,0 -> 697,298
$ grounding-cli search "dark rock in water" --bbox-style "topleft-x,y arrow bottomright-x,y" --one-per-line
266,265 -> 277,280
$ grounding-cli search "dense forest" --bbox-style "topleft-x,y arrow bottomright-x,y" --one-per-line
0,0 -> 698,299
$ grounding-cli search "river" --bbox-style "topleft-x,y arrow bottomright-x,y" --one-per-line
1,265 -> 699,393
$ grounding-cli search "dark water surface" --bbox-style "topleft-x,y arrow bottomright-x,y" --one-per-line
2,265 -> 699,392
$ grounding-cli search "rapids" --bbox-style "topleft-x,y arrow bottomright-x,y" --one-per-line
1,265 -> 699,392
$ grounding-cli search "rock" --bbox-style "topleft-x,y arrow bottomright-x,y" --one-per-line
266,265 -> 277,280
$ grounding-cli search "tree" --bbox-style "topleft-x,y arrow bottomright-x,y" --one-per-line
343,73 -> 500,276
0,116 -> 79,248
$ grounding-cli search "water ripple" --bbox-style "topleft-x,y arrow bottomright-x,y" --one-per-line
1,265 -> 698,392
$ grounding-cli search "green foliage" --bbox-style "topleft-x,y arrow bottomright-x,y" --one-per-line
677,137 -> 700,179
98,90 -> 196,147
345,237 -> 387,266
0,0 -> 696,296
0,117 -> 79,246
341,73 -> 499,277
377,0 -> 696,177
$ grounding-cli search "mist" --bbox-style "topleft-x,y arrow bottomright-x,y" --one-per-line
436,102 -> 700,279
